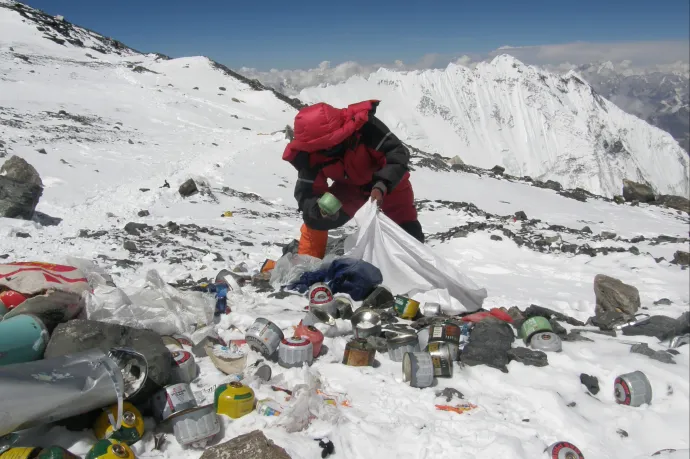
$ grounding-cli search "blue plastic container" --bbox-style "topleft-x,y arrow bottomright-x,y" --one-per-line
0,314 -> 49,366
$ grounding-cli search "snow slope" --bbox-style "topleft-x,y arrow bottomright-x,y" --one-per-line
299,57 -> 690,198
1,2 -> 689,459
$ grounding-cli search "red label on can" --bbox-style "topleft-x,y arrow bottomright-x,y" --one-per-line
173,350 -> 192,365
549,442 -> 584,459
309,285 -> 333,306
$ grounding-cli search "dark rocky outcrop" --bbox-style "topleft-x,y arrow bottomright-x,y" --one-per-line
508,347 -> 548,367
580,373 -> 600,395
593,274 -> 640,327
672,251 -> 689,267
199,430 -> 292,459
0,156 -> 43,219
179,178 -> 198,197
630,343 -> 675,364
622,179 -> 655,203
654,194 -> 690,213
460,318 -> 515,372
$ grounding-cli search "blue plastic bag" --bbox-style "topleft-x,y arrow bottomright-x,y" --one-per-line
287,258 -> 382,301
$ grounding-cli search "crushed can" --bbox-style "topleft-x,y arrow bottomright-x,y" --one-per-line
214,381 -> 255,419
278,337 -> 314,368
170,350 -> 197,384
169,404 -> 220,448
393,296 -> 420,320
614,371 -> 652,407
530,332 -> 563,352
256,398 -> 283,416
294,323 -> 324,358
402,352 -> 435,388
545,441 -> 585,459
362,286 -> 395,309
342,338 -> 376,367
0,314 -> 49,367
85,439 -> 136,459
245,318 -> 284,357
427,322 -> 461,361
334,296 -> 354,320
386,331 -> 420,362
0,448 -> 42,459
519,316 -> 553,344
151,383 -> 198,424
36,446 -> 80,459
93,402 -> 144,445
425,342 -> 453,377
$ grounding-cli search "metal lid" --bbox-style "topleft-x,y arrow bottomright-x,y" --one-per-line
385,330 -> 418,345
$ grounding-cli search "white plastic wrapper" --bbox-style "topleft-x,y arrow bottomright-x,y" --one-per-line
344,201 -> 488,314
269,252 -> 336,290
85,269 -> 214,336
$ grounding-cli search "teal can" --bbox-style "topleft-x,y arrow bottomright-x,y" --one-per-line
0,302 -> 7,318
317,192 -> 342,216
0,314 -> 49,366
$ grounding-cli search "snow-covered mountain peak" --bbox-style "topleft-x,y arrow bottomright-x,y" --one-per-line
300,55 -> 690,198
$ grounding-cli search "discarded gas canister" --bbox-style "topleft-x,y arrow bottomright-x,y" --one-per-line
86,439 -> 136,459
161,335 -> 183,351
151,383 -> 198,423
256,399 -> 282,416
520,317 -> 552,344
93,402 -> 144,445
295,323 -> 324,358
427,322 -> 461,361
245,318 -> 284,356
0,314 -> 49,367
36,446 -> 80,459
171,350 -> 197,384
402,352 -> 435,388
172,334 -> 193,347
0,447 -> 42,459
425,342 -> 453,377
169,404 -> 220,447
342,338 -> 376,367
393,296 -> 420,320
545,441 -> 585,459
278,337 -> 314,368
317,192 -> 342,216
530,332 -> 562,352
308,283 -> 334,308
214,381 -> 255,419
614,371 -> 652,407
387,331 -> 420,362
334,296 -> 354,320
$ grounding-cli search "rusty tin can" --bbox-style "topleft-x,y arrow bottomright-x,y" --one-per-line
425,342 -> 453,377
342,338 -> 376,367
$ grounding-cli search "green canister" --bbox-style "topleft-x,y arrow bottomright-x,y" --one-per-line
317,192 -> 342,216
519,316 -> 553,344
37,446 -> 81,459
0,314 -> 49,367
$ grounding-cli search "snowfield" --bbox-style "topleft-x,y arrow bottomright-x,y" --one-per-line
1,2 -> 689,459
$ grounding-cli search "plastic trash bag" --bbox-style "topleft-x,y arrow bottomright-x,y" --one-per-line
287,258 -> 382,301
269,252 -> 336,290
85,270 -> 214,336
344,201 -> 488,313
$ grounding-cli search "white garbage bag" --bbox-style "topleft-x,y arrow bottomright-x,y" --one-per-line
344,201 -> 488,313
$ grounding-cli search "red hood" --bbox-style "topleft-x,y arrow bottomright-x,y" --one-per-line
283,100 -> 379,161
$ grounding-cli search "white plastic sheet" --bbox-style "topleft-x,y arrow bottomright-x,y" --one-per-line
344,201 -> 488,313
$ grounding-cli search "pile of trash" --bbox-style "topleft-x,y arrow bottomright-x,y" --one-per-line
1,211 -> 688,458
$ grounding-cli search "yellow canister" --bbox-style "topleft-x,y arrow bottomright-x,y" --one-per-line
393,296 -> 420,320
214,381 -> 255,419
85,440 -> 136,459
0,448 -> 41,459
93,402 -> 145,445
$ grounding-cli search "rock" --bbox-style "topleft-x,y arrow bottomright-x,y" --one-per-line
514,211 -> 528,221
600,231 -> 617,240
36,148 -> 47,154
179,178 -> 198,197
507,306 -> 525,324
522,304 -> 585,326
45,320 -> 172,404
199,430 -> 291,459
124,222 -> 150,236
613,195 -> 625,204
1,155 -> 43,188
630,343 -> 675,364
127,139 -> 134,145
653,298 -> 672,306
629,246 -> 640,256
15,232 -> 30,238
622,179 -> 655,203
617,429 -> 629,438
281,239 -> 299,255
218,86 -> 226,91
139,188 -> 150,192
623,313 -> 689,341
672,251 -> 689,267
654,194 -> 690,213
449,155 -> 464,166
193,86 -> 199,90
435,387 -> 464,402
490,235 -> 503,241
508,347 -> 548,367
590,309 -> 626,330
460,318 -> 515,372
581,226 -> 592,234
549,319 -> 567,336
284,125 -> 294,141
0,176 -> 43,220
137,210 -> 150,217
490,165 -> 505,175
593,274 -> 640,324
561,330 -> 594,342
580,373 -> 600,395
630,235 -> 645,243
123,240 -> 137,251
655,257 -> 666,264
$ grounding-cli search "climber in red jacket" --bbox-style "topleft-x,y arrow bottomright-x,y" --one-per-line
282,100 -> 425,259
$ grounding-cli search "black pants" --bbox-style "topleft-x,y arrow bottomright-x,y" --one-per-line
399,220 -> 425,244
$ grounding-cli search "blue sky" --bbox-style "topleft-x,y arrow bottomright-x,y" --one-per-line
24,0 -> 690,70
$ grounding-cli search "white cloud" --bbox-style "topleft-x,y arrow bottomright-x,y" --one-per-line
239,40 -> 689,94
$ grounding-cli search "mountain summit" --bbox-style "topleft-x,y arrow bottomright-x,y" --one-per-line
300,56 -> 689,198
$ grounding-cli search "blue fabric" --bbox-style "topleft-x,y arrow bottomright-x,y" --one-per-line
287,258 -> 383,301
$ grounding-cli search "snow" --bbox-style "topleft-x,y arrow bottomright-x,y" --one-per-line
299,56 -> 690,198
1,2 -> 689,459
